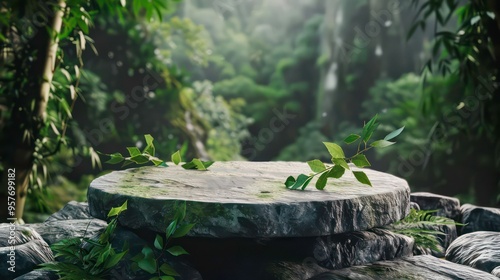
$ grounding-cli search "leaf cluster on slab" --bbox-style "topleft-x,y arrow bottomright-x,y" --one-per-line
285,115 -> 404,190
100,134 -> 214,171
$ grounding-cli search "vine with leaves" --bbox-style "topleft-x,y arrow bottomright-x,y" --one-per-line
100,134 -> 213,170
284,115 -> 404,190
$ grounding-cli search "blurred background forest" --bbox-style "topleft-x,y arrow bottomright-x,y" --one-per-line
1,0 -> 499,222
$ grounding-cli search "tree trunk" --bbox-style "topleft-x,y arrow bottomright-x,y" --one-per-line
0,0 -> 65,223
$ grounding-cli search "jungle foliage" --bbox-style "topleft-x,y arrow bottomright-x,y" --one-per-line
1,0 -> 500,222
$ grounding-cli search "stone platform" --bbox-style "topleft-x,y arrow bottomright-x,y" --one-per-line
88,162 -> 410,238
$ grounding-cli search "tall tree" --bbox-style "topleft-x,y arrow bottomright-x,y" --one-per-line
1,0 -> 66,222
0,0 -> 168,222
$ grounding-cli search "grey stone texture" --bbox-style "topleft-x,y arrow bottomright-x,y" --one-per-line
492,266 -> 500,277
88,162 -> 411,238
27,200 -> 107,245
410,201 -> 420,211
14,270 -> 57,280
460,204 -> 500,234
0,224 -> 54,278
307,255 -> 500,280
45,201 -> 93,221
28,219 -> 107,245
446,231 -> 500,275
410,192 -> 460,220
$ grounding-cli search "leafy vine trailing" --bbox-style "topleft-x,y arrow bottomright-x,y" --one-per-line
284,115 -> 404,190
100,134 -> 214,170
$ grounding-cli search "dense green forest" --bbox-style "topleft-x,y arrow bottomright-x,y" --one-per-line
1,0 -> 499,222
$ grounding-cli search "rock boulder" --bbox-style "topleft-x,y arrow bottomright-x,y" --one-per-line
410,192 -> 460,220
308,255 -> 499,280
446,231 -> 500,275
88,162 -> 410,238
460,204 -> 500,234
0,224 -> 54,278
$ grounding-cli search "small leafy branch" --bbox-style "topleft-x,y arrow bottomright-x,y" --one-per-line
284,115 -> 404,190
39,201 -> 130,280
130,201 -> 194,280
100,134 -> 214,171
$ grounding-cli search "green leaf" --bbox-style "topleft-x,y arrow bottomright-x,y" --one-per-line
353,171 -> 372,186
143,135 -> 155,156
107,200 -> 128,217
192,159 -> 206,170
154,234 -> 164,250
384,126 -> 405,141
327,165 -> 345,178
131,252 -> 144,262
284,176 -> 296,188
172,223 -> 195,238
127,147 -> 141,157
96,243 -> 112,267
173,201 -> 187,222
332,158 -> 350,170
181,159 -> 214,170
129,154 -> 150,164
315,172 -> 328,190
285,174 -> 312,190
122,160 -> 135,168
344,134 -> 361,144
159,263 -> 180,276
301,177 -> 313,190
171,150 -> 181,165
104,249 -> 128,269
323,142 -> 345,158
160,277 -> 175,280
361,115 -> 379,142
307,159 -> 326,172
165,220 -> 177,240
106,153 -> 124,164
181,161 -> 196,170
144,134 -> 154,147
167,246 -> 189,256
138,257 -> 157,274
77,19 -> 89,33
138,247 -> 157,274
351,154 -> 371,168
150,157 -> 164,166
202,161 -> 215,169
370,140 -> 395,148
144,145 -> 155,156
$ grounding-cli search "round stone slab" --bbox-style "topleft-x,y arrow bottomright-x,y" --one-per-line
88,162 -> 410,238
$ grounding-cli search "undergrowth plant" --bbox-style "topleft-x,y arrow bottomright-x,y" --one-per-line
101,134 -> 214,170
39,201 -> 130,279
130,201 -> 194,280
387,209 -> 463,253
285,115 -> 404,190
39,200 -> 194,280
